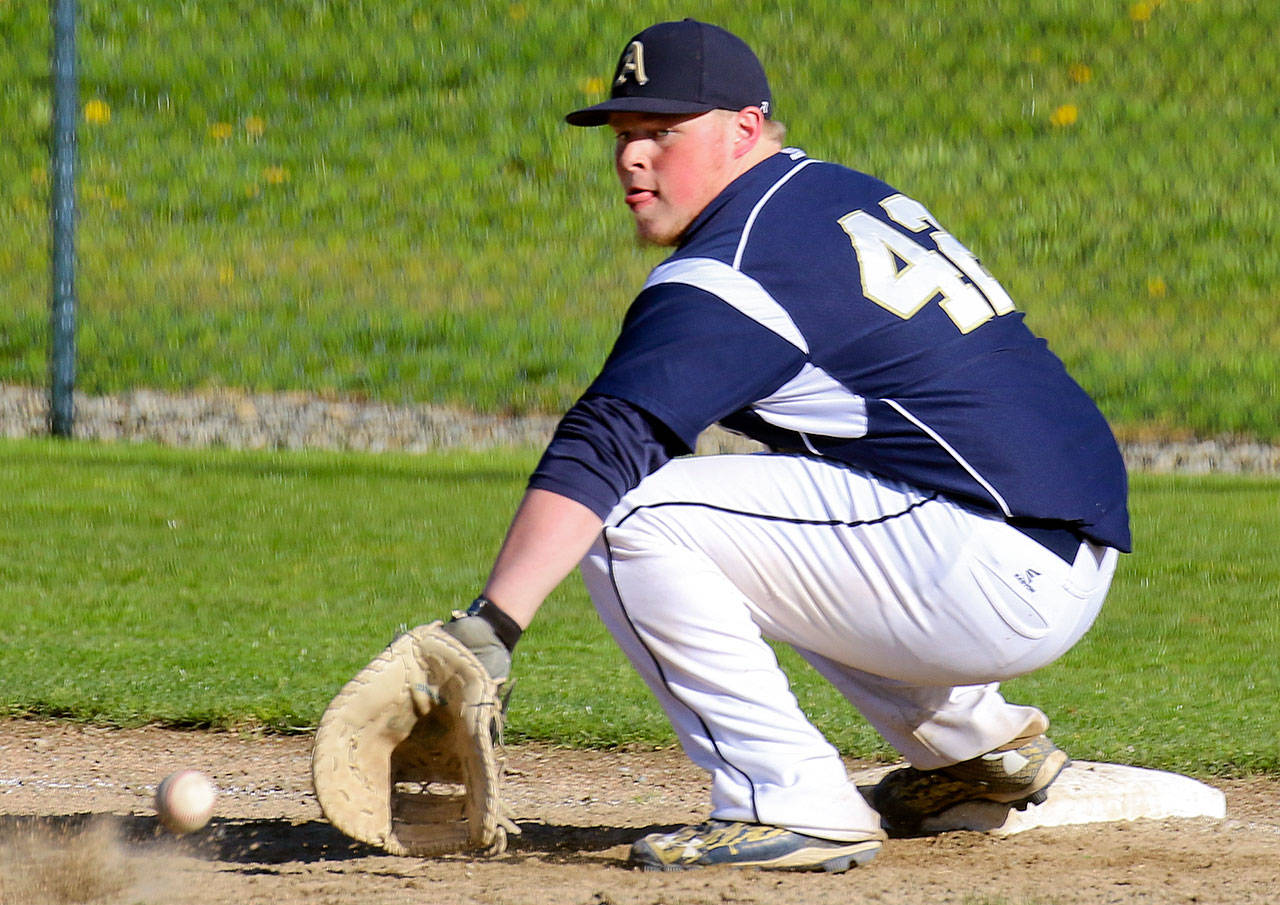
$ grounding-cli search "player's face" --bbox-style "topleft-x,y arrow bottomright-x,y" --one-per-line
609,111 -> 739,246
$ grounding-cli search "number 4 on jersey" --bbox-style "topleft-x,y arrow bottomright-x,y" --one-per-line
837,194 -> 1015,333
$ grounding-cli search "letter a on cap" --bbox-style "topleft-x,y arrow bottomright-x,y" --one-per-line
616,40 -> 649,86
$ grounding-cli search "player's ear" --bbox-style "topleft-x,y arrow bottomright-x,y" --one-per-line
730,106 -> 766,159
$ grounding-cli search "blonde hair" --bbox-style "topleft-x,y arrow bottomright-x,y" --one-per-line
712,108 -> 787,149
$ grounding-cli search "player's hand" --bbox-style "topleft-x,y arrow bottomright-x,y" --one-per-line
441,610 -> 513,682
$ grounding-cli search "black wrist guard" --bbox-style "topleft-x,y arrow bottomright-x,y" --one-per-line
463,595 -> 524,654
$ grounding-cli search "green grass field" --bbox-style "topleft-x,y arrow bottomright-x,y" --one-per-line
1,0 -> 1275,793
3,438 -> 1276,777
2,0 -> 1277,436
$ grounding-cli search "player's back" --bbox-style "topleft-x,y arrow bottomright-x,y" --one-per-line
680,151 -> 1130,550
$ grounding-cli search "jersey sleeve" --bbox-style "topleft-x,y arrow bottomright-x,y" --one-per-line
527,393 -> 685,518
585,281 -> 808,450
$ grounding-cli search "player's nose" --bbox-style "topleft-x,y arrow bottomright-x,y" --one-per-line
614,137 -> 650,171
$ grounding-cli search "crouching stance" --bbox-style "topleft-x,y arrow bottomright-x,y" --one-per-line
317,18 -> 1128,873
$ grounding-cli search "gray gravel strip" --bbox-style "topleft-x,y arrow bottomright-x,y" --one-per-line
4,384 -> 1278,474
2,384 -> 558,452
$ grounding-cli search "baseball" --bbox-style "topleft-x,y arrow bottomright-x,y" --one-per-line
155,769 -> 217,834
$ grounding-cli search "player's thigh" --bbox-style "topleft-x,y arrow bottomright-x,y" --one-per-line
601,452 -> 948,645
602,453 -> 1114,685
606,452 -> 932,532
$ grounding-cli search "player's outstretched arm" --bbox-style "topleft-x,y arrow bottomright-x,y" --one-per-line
481,487 -> 605,628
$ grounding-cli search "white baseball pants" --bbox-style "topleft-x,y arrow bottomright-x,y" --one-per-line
578,453 -> 1118,840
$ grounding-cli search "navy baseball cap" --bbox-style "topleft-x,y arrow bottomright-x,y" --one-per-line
564,19 -> 772,127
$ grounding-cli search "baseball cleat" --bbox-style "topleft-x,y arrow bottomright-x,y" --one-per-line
871,734 -> 1070,836
628,819 -> 884,872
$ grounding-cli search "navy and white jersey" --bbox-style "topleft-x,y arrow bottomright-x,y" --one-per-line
531,149 -> 1130,552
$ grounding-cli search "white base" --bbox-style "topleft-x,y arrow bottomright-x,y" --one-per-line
853,761 -> 1226,836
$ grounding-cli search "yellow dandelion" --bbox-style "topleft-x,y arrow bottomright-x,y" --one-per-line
1130,1 -> 1154,23
1147,276 -> 1167,298
262,165 -> 289,185
1049,103 -> 1079,127
1068,63 -> 1093,84
582,76 -> 606,95
508,3 -> 527,21
84,99 -> 111,124
244,115 -> 266,137
209,121 -> 233,140
218,265 -> 235,285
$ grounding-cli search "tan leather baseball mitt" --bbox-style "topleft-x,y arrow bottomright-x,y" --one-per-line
311,622 -> 518,856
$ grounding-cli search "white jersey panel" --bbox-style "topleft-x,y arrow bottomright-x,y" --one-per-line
751,362 -> 868,440
643,258 -> 810,354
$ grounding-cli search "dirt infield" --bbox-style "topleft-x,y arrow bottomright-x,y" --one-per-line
1,720 -> 1277,905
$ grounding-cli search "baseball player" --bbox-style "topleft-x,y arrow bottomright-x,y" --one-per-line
444,18 -> 1130,871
